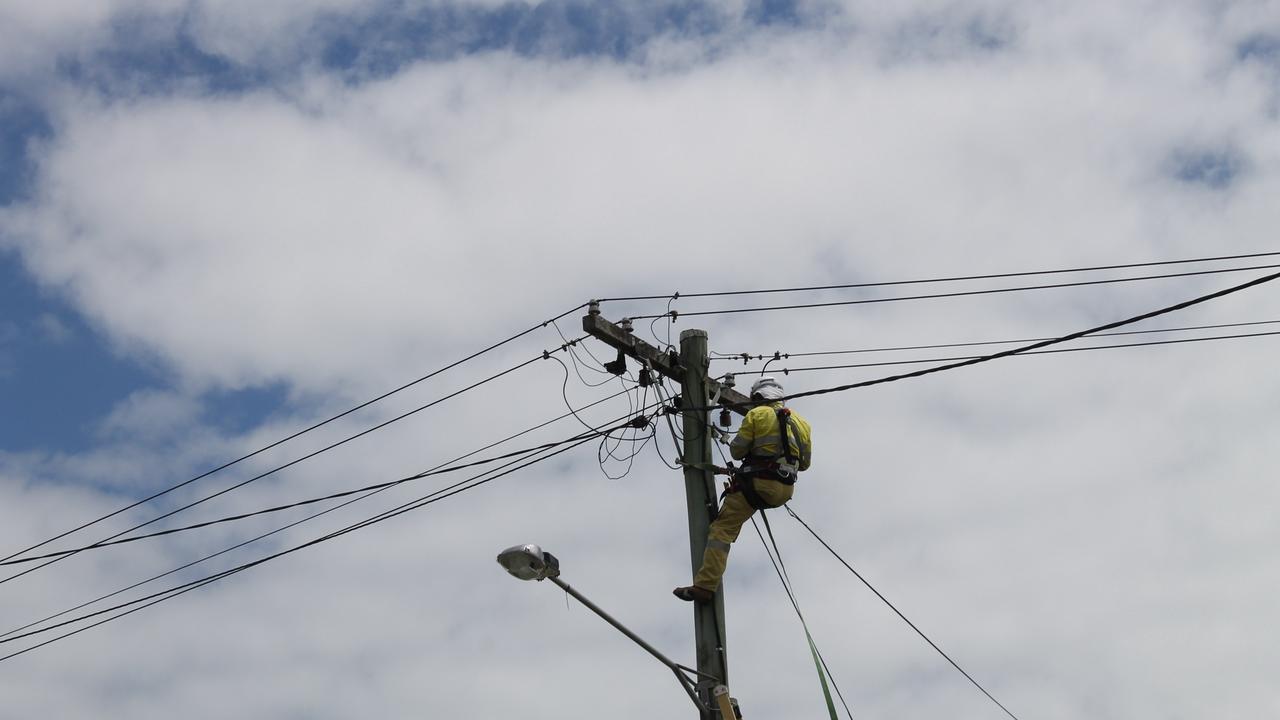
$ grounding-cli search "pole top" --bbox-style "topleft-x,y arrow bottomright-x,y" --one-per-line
679,329 -> 707,340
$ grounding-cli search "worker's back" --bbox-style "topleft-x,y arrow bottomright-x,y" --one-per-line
729,401 -> 812,473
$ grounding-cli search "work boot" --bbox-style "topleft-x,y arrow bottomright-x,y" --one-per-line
672,585 -> 715,603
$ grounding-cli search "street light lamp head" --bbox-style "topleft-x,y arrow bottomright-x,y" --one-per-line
496,544 -> 561,581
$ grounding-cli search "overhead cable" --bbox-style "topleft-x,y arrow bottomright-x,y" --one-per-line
0,424 -> 609,648
627,263 -> 1280,321
0,424 -> 627,566
712,318 -> 1280,362
773,269 -> 1280,404
0,414 -> 652,663
598,250 -> 1280,303
0,336 -> 590,587
551,318 -> 618,386
731,329 -> 1280,376
785,506 -> 1021,720
0,303 -> 589,566
2,386 -> 636,640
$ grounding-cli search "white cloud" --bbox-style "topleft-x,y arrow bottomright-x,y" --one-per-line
4,2 -> 1280,718
0,0 -> 185,80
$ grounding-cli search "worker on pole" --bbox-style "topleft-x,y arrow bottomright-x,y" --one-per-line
674,377 -> 813,603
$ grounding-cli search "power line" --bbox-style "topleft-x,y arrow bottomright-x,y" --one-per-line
1,385 -> 637,640
0,414 -> 653,663
0,426 -> 630,566
727,328 -> 1280,376
0,303 -> 589,566
0,337 -> 588,587
598,250 -> 1280,303
627,263 -> 1280,320
712,319 -> 1280,362
545,351 -> 665,482
785,506 -> 1021,720
774,270 -> 1280,404
551,319 -> 619,386
545,344 -> 673,480
0,424 -> 609,649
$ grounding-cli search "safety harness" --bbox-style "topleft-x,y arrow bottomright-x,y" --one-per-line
734,407 -> 803,511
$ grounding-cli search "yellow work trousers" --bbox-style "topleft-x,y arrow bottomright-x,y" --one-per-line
693,477 -> 795,591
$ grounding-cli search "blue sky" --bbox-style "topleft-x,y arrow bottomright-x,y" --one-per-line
0,250 -> 149,451
0,0 -> 816,456
2,2 -> 1280,718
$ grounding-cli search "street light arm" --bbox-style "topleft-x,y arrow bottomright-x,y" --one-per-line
546,576 -> 715,713
672,666 -> 708,712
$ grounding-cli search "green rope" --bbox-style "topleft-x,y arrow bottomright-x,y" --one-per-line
754,511 -> 848,719
804,625 -> 840,719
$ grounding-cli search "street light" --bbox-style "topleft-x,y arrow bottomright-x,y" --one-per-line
496,544 -> 737,717
496,544 -> 559,581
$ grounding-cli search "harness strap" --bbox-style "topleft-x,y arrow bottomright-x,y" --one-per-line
738,474 -> 771,511
776,408 -> 798,465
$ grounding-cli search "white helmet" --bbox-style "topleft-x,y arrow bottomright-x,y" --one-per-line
750,376 -> 784,400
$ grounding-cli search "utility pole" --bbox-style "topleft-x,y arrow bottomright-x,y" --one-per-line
679,328 -> 728,718
583,304 -> 750,718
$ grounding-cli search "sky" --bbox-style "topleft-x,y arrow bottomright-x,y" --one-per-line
2,0 -> 1280,717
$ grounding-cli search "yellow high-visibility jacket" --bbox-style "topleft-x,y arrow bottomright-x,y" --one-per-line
729,402 -> 812,472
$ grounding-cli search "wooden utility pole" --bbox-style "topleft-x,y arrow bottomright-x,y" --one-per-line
583,304 -> 750,718
678,328 -> 728,718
